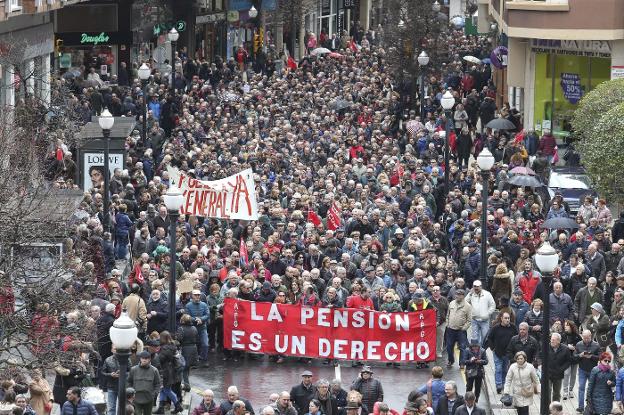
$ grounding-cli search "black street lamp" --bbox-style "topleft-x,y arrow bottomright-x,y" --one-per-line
163,186 -> 184,333
109,309 -> 138,415
441,90 -> 455,195
168,28 -> 179,88
477,148 -> 494,287
98,109 -> 115,233
535,241 -> 558,414
138,63 -> 151,144
417,51 -> 429,122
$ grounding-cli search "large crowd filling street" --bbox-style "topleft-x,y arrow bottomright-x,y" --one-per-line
0,20 -> 619,415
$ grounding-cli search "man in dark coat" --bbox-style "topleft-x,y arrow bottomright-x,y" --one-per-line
146,289 -> 169,333
290,371 -> 317,415
435,381 -> 465,415
546,332 -> 571,403
350,366 -> 383,412
454,392 -> 485,415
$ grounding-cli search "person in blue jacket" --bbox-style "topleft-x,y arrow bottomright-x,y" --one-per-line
114,204 -> 133,260
416,366 -> 446,411
185,289 -> 210,361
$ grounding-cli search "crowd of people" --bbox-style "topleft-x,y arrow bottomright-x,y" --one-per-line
2,12 -> 623,415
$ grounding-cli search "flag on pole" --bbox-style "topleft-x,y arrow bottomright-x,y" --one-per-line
327,203 -> 342,231
307,210 -> 322,227
239,238 -> 249,267
349,39 -> 358,52
287,56 -> 297,70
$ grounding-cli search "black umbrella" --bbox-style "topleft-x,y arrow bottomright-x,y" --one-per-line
507,174 -> 543,188
485,118 -> 516,130
542,217 -> 579,230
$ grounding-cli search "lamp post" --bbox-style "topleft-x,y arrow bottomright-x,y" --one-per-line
138,63 -> 150,144
417,51 -> 429,122
109,310 -> 138,415
477,148 -> 495,287
163,186 -> 184,333
249,5 -> 259,64
535,241 -> 558,415
168,28 -> 179,88
98,108 -> 115,233
440,90 -> 455,194
432,0 -> 441,12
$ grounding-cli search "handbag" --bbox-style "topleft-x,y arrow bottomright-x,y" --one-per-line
500,394 -> 513,407
520,384 -> 534,397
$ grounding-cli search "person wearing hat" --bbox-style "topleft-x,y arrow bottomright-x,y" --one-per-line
344,400 -> 362,415
128,351 -> 161,415
446,289 -> 471,370
290,371 -> 317,415
583,302 -> 611,349
510,288 -> 529,329
362,266 -> 384,292
350,366 -> 383,413
185,289 -> 210,361
407,289 -> 434,312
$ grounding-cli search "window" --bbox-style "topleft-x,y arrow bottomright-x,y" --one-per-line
6,0 -> 22,12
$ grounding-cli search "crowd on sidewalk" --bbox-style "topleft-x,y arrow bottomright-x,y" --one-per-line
0,16 -> 620,415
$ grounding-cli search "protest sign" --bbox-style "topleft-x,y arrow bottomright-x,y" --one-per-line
223,298 -> 436,362
168,168 -> 259,220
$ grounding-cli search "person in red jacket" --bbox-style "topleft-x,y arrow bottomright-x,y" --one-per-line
538,129 -> 557,163
517,260 -> 542,304
346,286 -> 375,310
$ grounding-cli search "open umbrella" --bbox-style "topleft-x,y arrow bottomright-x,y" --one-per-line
485,117 -> 516,130
463,55 -> 481,64
510,166 -> 536,176
507,174 -> 543,188
542,217 -> 579,230
406,120 -> 423,136
311,47 -> 331,56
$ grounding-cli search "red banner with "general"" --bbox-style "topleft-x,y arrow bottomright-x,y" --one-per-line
223,298 -> 436,362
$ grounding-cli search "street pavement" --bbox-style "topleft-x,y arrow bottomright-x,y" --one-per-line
188,354 -> 468,412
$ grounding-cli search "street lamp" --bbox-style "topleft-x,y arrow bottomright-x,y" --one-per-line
98,108 -> 115,233
441,90 -> 455,194
249,5 -> 258,18
535,241 -> 558,415
137,63 -> 150,144
168,28 -> 179,87
163,185 -> 184,333
398,20 -> 406,29
418,51 -> 429,122
109,309 -> 138,415
476,147 -> 494,288
432,1 -> 441,12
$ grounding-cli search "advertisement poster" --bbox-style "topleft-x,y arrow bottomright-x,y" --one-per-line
561,72 -> 582,104
82,152 -> 124,190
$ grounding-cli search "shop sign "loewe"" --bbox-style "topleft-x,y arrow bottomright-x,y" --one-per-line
80,32 -> 110,45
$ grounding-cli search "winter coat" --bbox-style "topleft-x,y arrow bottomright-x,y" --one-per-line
351,377 -> 383,412
510,299 -> 529,328
491,271 -> 513,307
615,367 -> 624,401
127,363 -> 161,405
523,309 -> 544,342
463,251 -> 480,286
583,313 -> 611,348
101,354 -> 129,391
60,399 -> 98,415
158,343 -> 179,387
503,362 -> 540,408
506,334 -> 540,364
146,298 -> 169,333
486,323 -> 517,358
587,366 -> 616,414
462,346 -> 488,378
176,323 -> 198,367
290,383 -> 317,415
192,400 -> 221,415
575,287 -> 604,323
547,345 -> 571,380
549,292 -> 574,323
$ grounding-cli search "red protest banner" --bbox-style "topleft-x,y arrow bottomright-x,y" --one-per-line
327,203 -> 341,231
222,298 -> 436,362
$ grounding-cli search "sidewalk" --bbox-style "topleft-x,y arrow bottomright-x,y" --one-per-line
481,349 -> 623,415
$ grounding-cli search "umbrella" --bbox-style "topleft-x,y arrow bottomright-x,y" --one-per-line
463,55 -> 481,64
481,58 -> 492,64
406,120 -> 423,136
311,47 -> 331,56
328,52 -> 344,59
507,174 -> 543,188
485,117 -> 516,130
330,99 -> 352,111
542,217 -> 579,230
510,166 -> 536,176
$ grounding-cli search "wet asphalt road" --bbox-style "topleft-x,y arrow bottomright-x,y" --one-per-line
187,354 -> 467,412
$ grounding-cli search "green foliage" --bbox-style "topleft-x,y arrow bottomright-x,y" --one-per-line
575,100 -> 624,203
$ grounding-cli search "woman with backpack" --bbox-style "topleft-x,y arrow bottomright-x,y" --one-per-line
155,331 -> 183,414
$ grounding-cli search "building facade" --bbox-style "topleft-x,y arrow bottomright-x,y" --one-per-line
479,0 -> 624,139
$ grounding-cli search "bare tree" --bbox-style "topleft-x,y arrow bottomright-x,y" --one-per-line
0,38 -> 91,377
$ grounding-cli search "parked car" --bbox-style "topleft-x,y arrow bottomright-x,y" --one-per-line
547,167 -> 597,214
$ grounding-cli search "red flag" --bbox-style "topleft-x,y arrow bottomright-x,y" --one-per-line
287,56 -> 297,70
349,39 -> 358,52
327,203 -> 342,231
307,210 -> 322,227
239,238 -> 248,267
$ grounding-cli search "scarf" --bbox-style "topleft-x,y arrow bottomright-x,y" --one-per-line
598,363 -> 611,372
317,393 -> 333,415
